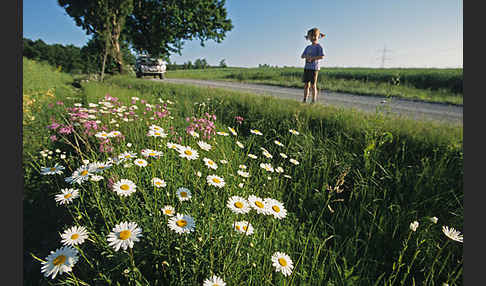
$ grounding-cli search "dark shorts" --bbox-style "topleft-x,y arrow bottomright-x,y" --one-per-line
302,69 -> 319,84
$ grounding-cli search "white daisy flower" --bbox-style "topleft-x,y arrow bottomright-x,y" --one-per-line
248,154 -> 258,159
95,131 -> 110,139
274,140 -> 285,147
238,183 -> 244,188
410,221 -> 419,232
226,196 -> 251,214
280,153 -> 288,159
220,159 -> 228,164
289,129 -> 299,135
260,162 -> 275,173
429,216 -> 439,224
176,187 -> 192,201
289,158 -> 300,165
233,221 -> 254,235
197,141 -> 212,151
55,188 -> 79,205
90,175 -> 104,182
147,129 -> 168,137
217,131 -> 229,136
60,226 -> 89,246
118,151 -> 138,162
196,171 -> 202,177
88,161 -> 112,173
168,214 -> 196,234
262,150 -> 273,159
108,130 -> 122,137
228,127 -> 237,136
107,221 -> 143,251
152,177 -> 167,188
203,275 -> 226,286
239,164 -> 247,169
133,158 -> 148,167
237,170 -> 250,178
236,141 -> 244,149
148,124 -> 164,132
265,198 -> 287,219
178,146 -> 199,160
275,166 -> 284,173
207,175 -> 225,188
141,149 -> 163,158
189,131 -> 200,138
64,165 -> 92,185
271,252 -> 294,277
112,179 -> 137,197
283,174 -> 292,179
161,205 -> 175,216
167,142 -> 181,150
203,158 -> 218,170
250,129 -> 263,136
442,226 -> 463,243
40,164 -> 65,175
41,246 -> 79,279
248,195 -> 269,215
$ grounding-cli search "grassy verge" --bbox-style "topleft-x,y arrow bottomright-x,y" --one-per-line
166,67 -> 463,105
24,61 -> 463,285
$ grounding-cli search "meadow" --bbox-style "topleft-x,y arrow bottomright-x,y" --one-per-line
23,57 -> 463,285
166,67 -> 463,105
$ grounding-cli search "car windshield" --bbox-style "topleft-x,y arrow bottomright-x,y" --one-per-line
138,57 -> 159,65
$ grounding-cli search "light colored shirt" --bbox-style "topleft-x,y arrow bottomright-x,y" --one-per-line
301,43 -> 325,70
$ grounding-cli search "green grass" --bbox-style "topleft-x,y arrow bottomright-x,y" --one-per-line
24,62 -> 463,285
166,67 -> 463,105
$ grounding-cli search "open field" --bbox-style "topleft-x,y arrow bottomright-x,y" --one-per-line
166,67 -> 463,105
24,58 -> 463,285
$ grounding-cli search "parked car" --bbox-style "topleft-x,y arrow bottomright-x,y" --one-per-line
135,55 -> 167,79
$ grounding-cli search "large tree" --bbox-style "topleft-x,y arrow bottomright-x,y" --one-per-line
58,0 -> 134,77
125,0 -> 233,58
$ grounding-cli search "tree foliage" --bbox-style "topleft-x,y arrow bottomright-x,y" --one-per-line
123,0 -> 233,57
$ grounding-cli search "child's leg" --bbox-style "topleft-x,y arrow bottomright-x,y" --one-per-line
303,82 -> 310,102
311,72 -> 319,103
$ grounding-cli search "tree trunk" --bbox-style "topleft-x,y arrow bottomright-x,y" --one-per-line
100,35 -> 109,82
112,18 -> 124,74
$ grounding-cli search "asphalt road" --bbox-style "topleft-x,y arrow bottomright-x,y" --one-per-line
152,78 -> 463,125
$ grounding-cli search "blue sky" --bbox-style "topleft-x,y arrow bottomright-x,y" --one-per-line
23,0 -> 463,68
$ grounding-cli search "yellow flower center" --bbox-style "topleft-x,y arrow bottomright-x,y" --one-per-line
50,167 -> 57,171
155,132 -> 160,136
81,170 -> 89,176
212,178 -> 221,184
64,193 -> 72,199
119,230 -> 131,240
272,205 -> 280,213
180,191 -> 187,197
125,155 -> 131,158
99,166 -> 105,169
235,225 -> 241,230
120,184 -> 130,191
149,153 -> 156,156
234,202 -> 243,209
208,161 -> 214,165
165,209 -> 172,214
155,182 -> 161,185
52,255 -> 66,266
184,150 -> 193,156
278,258 -> 287,267
176,219 -> 187,227
255,201 -> 264,208
71,234 -> 79,240
242,225 -> 248,231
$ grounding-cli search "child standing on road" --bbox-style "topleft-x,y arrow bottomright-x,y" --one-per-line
301,28 -> 325,103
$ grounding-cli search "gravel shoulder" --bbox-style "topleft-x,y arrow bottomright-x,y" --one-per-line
153,78 -> 463,125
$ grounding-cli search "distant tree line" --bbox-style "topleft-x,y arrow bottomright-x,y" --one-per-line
167,58 -> 227,70
22,37 -> 136,75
